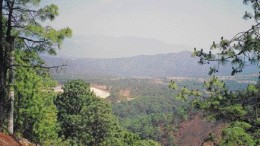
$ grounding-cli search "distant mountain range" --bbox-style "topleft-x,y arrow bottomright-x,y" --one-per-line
56,35 -> 191,58
44,51 -> 258,78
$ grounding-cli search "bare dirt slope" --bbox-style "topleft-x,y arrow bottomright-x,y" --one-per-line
174,114 -> 225,146
0,133 -> 35,146
0,133 -> 20,146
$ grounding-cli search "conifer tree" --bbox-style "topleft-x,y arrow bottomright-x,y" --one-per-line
0,0 -> 72,133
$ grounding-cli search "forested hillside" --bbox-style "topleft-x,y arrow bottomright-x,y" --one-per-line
45,51 -> 258,78
51,75 -> 256,145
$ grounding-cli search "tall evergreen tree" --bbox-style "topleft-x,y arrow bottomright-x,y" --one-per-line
0,0 -> 72,133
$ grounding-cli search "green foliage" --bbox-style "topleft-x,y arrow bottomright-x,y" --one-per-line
55,80 -> 114,145
55,80 -> 159,146
0,0 -> 72,133
114,92 -> 186,146
193,2 -> 260,75
219,122 -> 255,146
169,80 -> 177,90
173,1 -> 260,145
56,71 -> 255,145
121,114 -> 175,145
14,50 -> 61,145
102,130 -> 160,146
174,76 -> 259,136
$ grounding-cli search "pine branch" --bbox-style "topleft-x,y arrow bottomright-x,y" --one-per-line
11,64 -> 67,69
16,36 -> 47,43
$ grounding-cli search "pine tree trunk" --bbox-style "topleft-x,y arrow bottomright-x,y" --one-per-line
8,89 -> 14,134
7,39 -> 14,134
5,0 -> 15,134
0,0 -> 5,130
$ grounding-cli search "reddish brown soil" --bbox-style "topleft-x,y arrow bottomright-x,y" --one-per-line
119,89 -> 131,97
0,133 -> 35,146
174,114 -> 226,146
0,133 -> 20,146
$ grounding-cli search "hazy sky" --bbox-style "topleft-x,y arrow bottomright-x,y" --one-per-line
43,0 -> 253,55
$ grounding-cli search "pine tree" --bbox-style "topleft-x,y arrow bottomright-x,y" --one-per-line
0,0 -> 72,133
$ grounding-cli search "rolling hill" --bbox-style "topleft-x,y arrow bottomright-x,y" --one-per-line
44,51 -> 258,78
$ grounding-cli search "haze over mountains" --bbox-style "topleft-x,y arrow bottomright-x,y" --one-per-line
44,35 -> 258,78
56,35 -> 191,58
45,51 -> 258,78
